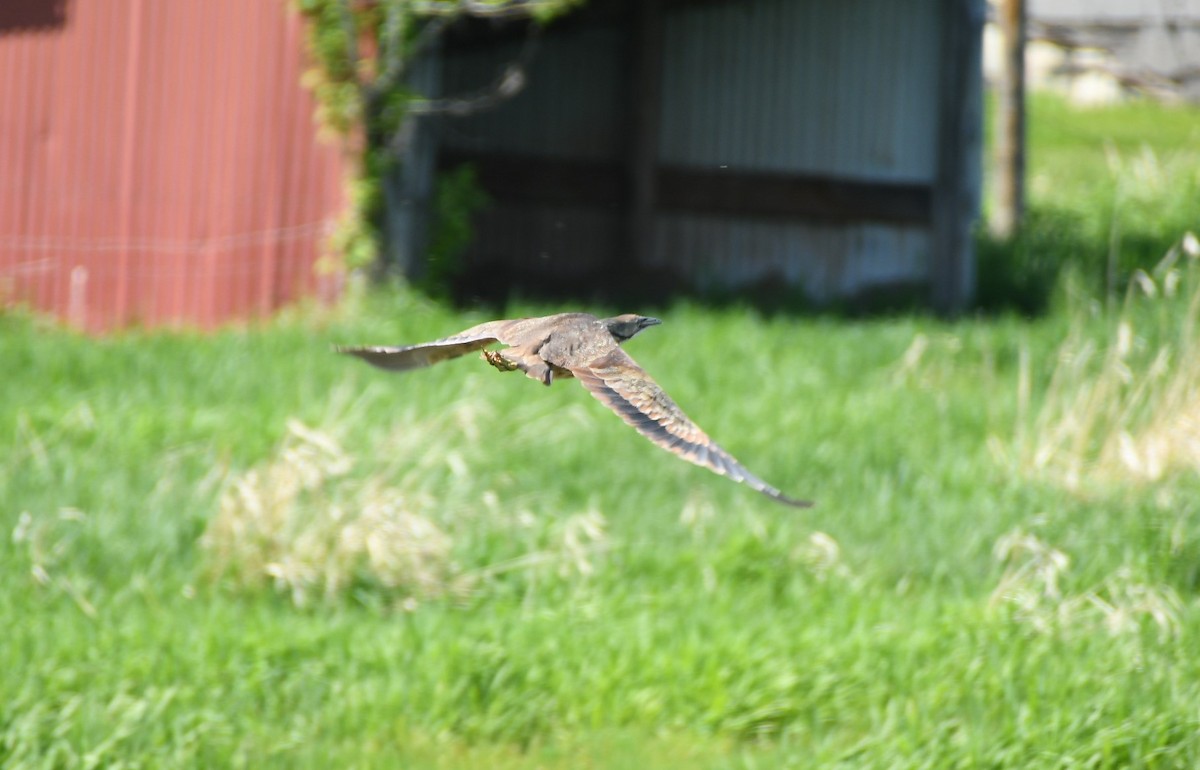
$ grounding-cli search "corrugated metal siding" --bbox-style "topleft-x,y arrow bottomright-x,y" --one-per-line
470,203 -> 624,279
421,0 -> 970,302
659,0 -> 940,182
440,23 -> 627,160
439,21 -> 628,287
653,0 -> 942,295
653,215 -> 929,296
383,49 -> 442,275
0,0 -> 345,332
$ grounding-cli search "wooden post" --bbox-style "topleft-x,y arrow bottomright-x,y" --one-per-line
990,0 -> 1026,238
387,46 -> 441,281
931,0 -> 984,314
626,0 -> 663,284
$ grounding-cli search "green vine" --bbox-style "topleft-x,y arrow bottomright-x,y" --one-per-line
424,164 -> 491,298
293,0 -> 581,276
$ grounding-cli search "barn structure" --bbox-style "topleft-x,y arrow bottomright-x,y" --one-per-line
0,0 -> 345,332
388,0 -> 986,312
991,0 -> 1200,103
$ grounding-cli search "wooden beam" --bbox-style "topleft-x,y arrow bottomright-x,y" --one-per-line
657,166 -> 931,225
439,151 -> 933,225
990,0 -> 1026,238
439,151 -> 624,207
930,0 -> 984,314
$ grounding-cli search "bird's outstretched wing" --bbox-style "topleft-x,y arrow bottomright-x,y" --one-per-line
570,349 -> 811,507
336,320 -> 521,372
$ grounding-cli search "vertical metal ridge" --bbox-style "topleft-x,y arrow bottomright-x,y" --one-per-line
0,0 -> 346,331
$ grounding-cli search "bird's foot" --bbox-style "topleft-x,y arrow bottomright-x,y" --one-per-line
482,349 -> 519,372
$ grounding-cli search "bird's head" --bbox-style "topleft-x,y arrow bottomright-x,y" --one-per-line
603,313 -> 662,342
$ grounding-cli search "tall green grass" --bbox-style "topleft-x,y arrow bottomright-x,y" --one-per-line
977,93 -> 1200,312
3,94 -> 1200,767
1006,234 -> 1200,490
5,286 -> 1200,767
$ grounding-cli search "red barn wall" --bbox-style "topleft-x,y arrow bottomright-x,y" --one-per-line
0,0 -> 345,332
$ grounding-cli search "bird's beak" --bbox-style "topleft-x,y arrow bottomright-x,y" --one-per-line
642,317 -> 663,328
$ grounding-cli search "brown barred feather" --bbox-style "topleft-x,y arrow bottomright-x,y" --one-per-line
338,312 -> 811,507
571,349 -> 811,508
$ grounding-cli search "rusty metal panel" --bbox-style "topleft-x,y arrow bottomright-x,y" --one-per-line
0,0 -> 345,332
659,0 -> 941,183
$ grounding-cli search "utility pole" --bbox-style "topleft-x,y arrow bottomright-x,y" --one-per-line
990,0 -> 1026,238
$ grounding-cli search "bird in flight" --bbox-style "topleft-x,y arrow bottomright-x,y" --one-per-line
337,313 -> 811,507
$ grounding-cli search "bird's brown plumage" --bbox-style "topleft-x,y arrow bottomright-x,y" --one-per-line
337,312 -> 811,507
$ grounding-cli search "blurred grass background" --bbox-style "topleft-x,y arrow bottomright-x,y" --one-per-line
3,93 -> 1200,768
976,92 -> 1200,313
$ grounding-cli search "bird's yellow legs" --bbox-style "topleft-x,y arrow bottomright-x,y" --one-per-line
482,349 -> 520,372
483,348 -> 556,386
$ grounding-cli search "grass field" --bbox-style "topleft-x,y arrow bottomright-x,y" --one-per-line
977,93 -> 1200,312
4,94 -> 1200,767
